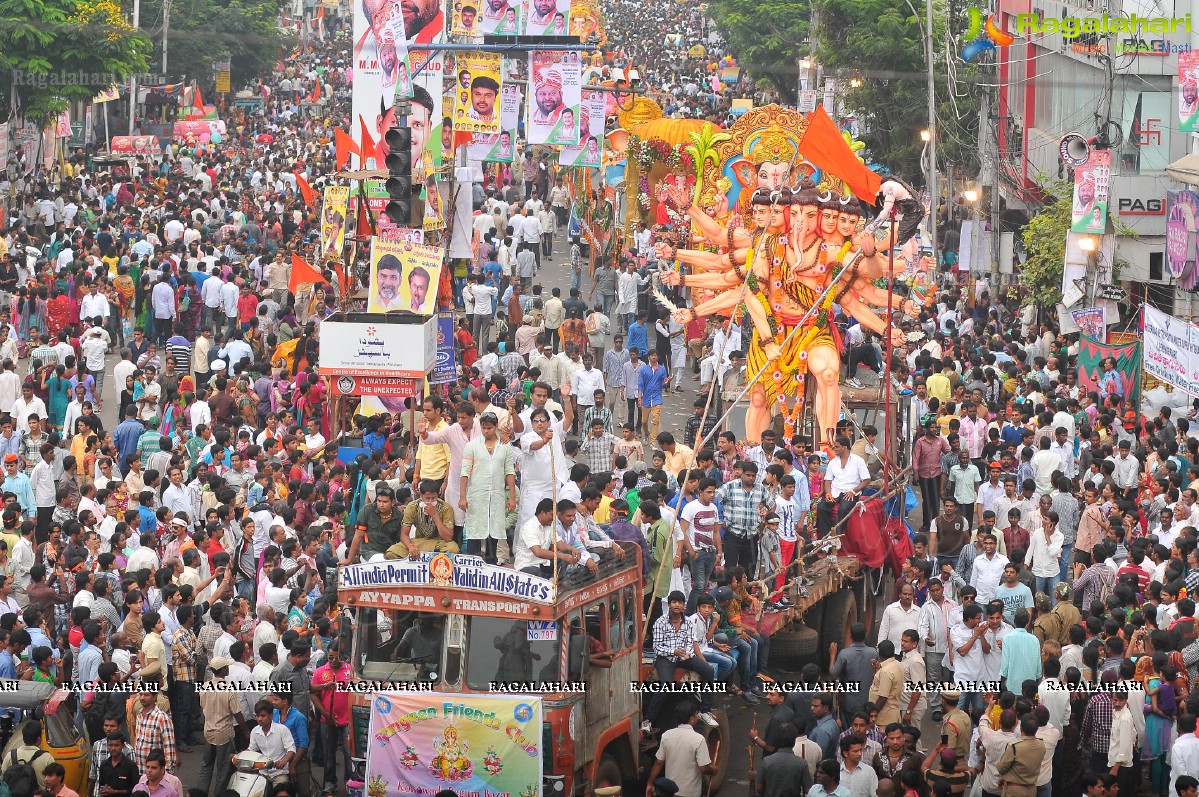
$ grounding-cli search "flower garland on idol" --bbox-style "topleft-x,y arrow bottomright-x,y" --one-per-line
629,136 -> 695,209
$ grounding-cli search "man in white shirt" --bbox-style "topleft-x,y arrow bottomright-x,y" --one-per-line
969,533 -> 1009,603
247,696 -> 296,779
573,354 -> 605,414
1172,714 -> 1199,796
818,436 -> 871,537
877,582 -> 921,651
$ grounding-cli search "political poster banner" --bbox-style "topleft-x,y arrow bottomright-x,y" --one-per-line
474,0 -> 520,33
368,237 -> 443,314
1070,307 -> 1107,341
467,84 -> 520,163
350,0 -> 446,167
1167,189 -> 1199,290
452,52 -> 503,135
1143,304 -> 1199,396
432,311 -> 457,384
1180,51 -> 1199,133
558,134 -> 602,168
527,50 -> 581,146
524,0 -> 569,34
1071,149 -> 1111,234
365,692 -> 542,797
1078,335 -> 1142,406
321,186 -> 349,260
409,51 -> 445,175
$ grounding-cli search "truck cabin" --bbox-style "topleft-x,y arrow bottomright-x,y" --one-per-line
338,547 -> 645,792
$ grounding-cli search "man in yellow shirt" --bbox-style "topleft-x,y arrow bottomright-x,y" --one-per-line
925,366 -> 952,403
413,395 -> 451,492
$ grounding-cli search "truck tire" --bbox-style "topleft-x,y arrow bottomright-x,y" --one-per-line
818,589 -> 857,670
594,756 -> 624,792
770,624 -> 820,664
698,709 -> 730,794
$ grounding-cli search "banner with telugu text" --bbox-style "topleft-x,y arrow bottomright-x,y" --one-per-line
1143,304 -> 1199,396
366,692 -> 542,797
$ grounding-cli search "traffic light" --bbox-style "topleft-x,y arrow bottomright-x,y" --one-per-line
384,126 -> 413,225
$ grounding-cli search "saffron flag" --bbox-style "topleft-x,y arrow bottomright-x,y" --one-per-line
192,85 -> 205,113
359,118 -> 376,168
308,80 -> 321,103
289,253 -> 328,293
798,105 -> 882,203
295,171 -> 315,206
334,128 -> 358,170
356,196 -> 374,238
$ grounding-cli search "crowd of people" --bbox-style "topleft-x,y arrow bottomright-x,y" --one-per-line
2,4 -> 1197,797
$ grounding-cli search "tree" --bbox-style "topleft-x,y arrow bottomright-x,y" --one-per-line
138,0 -> 284,90
1019,182 -> 1072,307
0,0 -> 151,125
705,0 -> 810,105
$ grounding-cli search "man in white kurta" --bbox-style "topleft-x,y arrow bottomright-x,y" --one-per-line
459,414 -> 516,563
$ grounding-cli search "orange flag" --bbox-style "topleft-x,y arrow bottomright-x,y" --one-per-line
295,171 -> 315,206
289,253 -> 328,293
356,196 -> 374,238
193,85 -> 205,113
307,80 -> 321,103
798,105 -> 882,203
334,127 -> 358,170
359,118 -> 376,167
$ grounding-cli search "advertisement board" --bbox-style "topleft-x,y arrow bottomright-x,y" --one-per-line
317,319 -> 437,378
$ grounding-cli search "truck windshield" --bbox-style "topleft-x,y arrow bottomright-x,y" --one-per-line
466,616 -> 560,690
355,609 -> 445,682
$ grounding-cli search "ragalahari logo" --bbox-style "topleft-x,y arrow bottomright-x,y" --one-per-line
962,8 -> 1016,62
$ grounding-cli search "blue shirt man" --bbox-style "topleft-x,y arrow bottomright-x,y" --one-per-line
637,355 -> 669,408
272,702 -> 309,751
113,412 -> 145,470
2,456 -> 35,518
627,315 -> 650,356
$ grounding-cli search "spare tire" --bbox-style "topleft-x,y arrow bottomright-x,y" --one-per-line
771,624 -> 820,663
818,589 -> 857,670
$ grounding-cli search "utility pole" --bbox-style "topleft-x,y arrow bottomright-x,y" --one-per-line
128,0 -> 140,135
924,0 -> 937,264
163,0 -> 171,76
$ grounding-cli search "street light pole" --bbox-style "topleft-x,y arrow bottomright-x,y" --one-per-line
128,0 -> 140,135
924,0 -> 938,264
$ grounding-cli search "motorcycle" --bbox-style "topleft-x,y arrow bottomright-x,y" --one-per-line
228,750 -> 293,797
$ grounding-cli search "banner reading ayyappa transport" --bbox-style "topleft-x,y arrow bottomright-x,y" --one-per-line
321,186 -> 349,259
1143,305 -> 1199,396
366,692 -> 542,797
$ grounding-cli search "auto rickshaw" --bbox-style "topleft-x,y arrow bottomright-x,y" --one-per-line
0,682 -> 90,797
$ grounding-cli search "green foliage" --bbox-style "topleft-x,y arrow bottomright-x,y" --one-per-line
705,0 -> 810,103
140,0 -> 285,90
1019,179 -> 1073,307
0,0 -> 151,124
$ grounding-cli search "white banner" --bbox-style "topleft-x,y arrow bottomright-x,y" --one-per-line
1143,305 -> 1199,396
317,318 -> 437,378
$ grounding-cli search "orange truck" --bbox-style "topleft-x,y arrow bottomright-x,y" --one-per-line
335,550 -> 730,797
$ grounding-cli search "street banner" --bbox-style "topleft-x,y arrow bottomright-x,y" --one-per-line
527,50 -> 581,146
525,0 -> 569,34
1167,189 -> 1199,290
411,50 -> 446,174
558,89 -> 604,167
1071,148 -> 1111,234
351,0 -> 442,170
1078,334 -> 1142,406
379,227 -> 425,245
1180,51 -> 1199,133
432,311 -> 457,384
321,186 -> 349,260
93,86 -> 121,103
1070,307 -> 1107,340
368,237 -> 443,314
452,52 -> 502,135
467,83 -> 520,163
365,692 -> 543,797
1143,304 -> 1199,396
558,134 -> 601,168
474,0 -> 521,33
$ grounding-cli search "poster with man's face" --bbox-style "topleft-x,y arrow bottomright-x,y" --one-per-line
558,135 -> 602,168
524,0 -> 568,35
352,0 -> 443,170
453,52 -> 503,135
368,237 -> 443,314
528,50 -> 581,146
476,0 -> 521,34
468,83 -> 521,163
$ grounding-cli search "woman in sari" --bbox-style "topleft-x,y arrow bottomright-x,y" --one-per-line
43,364 -> 72,431
177,275 -> 202,342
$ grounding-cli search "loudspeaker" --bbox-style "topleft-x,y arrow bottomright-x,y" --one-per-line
1059,133 -> 1091,167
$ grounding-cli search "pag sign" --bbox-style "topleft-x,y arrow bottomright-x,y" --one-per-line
317,319 -> 436,378
366,692 -> 542,797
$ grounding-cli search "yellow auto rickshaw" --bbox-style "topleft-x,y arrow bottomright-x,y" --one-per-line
0,682 -> 90,797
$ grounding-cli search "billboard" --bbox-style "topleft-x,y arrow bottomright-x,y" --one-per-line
317,319 -> 437,378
